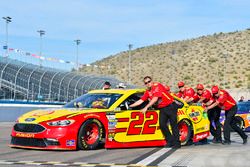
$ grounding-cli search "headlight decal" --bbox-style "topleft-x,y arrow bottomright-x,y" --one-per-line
47,120 -> 75,126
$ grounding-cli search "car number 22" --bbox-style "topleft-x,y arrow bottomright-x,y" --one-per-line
127,111 -> 158,135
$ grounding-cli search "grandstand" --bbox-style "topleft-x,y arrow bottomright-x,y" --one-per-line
0,57 -> 131,102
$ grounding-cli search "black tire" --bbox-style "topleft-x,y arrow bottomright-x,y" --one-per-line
77,119 -> 104,150
234,116 -> 245,130
178,119 -> 192,146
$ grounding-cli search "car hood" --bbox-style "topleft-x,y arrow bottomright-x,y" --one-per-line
17,108 -> 110,124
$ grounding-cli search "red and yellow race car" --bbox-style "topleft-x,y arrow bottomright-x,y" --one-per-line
10,89 -> 210,150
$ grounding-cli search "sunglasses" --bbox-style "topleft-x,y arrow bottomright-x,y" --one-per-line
144,80 -> 151,85
197,89 -> 203,91
178,86 -> 184,89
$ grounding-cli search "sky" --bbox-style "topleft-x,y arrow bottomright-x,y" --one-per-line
0,0 -> 250,70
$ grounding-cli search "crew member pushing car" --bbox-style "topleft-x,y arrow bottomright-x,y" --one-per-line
129,76 -> 181,149
205,85 -> 248,145
176,81 -> 196,104
196,84 -> 222,143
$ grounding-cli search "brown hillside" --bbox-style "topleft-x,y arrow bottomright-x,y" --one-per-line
80,30 -> 250,91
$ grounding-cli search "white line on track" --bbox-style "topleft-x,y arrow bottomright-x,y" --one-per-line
136,148 -> 171,165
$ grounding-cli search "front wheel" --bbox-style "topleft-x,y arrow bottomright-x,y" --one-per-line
178,119 -> 192,145
77,119 -> 104,150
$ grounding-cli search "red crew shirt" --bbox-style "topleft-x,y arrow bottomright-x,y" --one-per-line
215,90 -> 236,111
183,87 -> 195,99
201,89 -> 212,103
141,82 -> 174,108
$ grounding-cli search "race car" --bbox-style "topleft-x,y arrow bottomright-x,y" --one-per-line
10,89 -> 210,150
220,101 -> 250,131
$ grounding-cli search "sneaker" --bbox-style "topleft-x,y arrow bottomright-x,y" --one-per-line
222,140 -> 231,145
243,136 -> 248,145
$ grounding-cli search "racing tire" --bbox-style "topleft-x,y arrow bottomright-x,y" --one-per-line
78,119 -> 104,150
178,119 -> 192,146
234,116 -> 245,130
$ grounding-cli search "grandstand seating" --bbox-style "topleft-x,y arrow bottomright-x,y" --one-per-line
0,57 -> 132,102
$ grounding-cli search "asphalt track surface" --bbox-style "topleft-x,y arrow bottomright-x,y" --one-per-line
0,122 -> 249,167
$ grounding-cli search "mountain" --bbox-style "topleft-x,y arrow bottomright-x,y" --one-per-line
80,29 -> 250,91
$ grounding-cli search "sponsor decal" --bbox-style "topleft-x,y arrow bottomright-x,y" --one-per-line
108,133 -> 115,141
32,110 -> 55,117
189,109 -> 202,123
195,132 -> 208,140
196,127 -> 205,132
108,121 -> 117,129
107,115 -> 116,120
66,140 -> 75,146
16,133 -> 35,138
177,110 -> 185,116
25,118 -> 36,122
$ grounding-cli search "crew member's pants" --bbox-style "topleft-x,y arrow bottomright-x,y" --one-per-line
224,105 -> 247,142
159,102 -> 180,146
207,106 -> 222,141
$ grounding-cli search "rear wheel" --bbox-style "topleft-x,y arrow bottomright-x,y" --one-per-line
234,116 -> 244,130
178,119 -> 192,145
78,119 -> 104,150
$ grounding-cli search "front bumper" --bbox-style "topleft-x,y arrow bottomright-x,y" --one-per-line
9,123 -> 78,150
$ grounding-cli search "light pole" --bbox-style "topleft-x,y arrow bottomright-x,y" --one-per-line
128,44 -> 133,84
74,39 -> 81,71
2,16 -> 12,57
37,30 -> 45,67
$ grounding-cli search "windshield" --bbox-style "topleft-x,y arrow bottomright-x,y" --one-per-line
64,93 -> 122,109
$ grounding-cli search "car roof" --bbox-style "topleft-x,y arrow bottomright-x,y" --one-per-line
88,89 -> 145,95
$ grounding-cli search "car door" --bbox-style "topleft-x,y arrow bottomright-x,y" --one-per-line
113,93 -> 164,143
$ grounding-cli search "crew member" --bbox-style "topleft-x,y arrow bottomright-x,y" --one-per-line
176,81 -> 185,98
129,76 -> 181,149
205,86 -> 248,145
176,81 -> 196,104
103,81 -> 111,90
196,84 -> 222,143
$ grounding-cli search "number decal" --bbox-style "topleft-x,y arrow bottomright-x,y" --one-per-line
127,111 -> 158,135
142,112 -> 158,134
127,112 -> 144,135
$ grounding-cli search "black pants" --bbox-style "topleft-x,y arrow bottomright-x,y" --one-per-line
207,106 -> 222,141
224,105 -> 247,142
159,102 -> 180,146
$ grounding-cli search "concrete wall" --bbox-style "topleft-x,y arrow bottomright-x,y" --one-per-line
0,104 -> 62,122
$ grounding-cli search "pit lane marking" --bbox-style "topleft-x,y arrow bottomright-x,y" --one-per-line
130,147 -> 178,166
0,160 -> 154,167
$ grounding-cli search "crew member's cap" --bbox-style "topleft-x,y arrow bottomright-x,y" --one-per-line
117,83 -> 126,88
211,85 -> 219,94
196,84 -> 204,90
178,81 -> 185,87
104,81 -> 111,86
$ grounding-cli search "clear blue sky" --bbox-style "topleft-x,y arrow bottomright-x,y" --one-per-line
0,0 -> 250,70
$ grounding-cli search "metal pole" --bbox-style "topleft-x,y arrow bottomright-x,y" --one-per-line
2,17 -> 12,57
128,44 -> 133,84
74,39 -> 81,71
37,30 -> 45,67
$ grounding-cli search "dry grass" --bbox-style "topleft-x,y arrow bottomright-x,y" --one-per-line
80,29 -> 250,91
